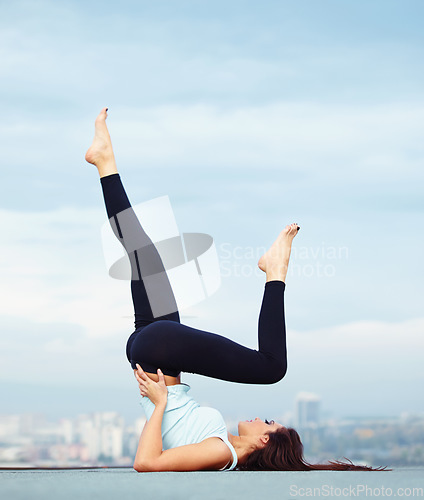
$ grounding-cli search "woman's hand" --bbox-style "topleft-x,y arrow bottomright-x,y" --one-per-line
134,364 -> 168,407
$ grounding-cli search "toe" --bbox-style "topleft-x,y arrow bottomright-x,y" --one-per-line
96,108 -> 108,122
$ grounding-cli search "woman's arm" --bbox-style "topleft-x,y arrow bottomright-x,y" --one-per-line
134,400 -> 167,466
133,365 -> 233,472
134,437 -> 233,472
133,365 -> 168,467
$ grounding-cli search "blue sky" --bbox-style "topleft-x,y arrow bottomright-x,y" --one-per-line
0,0 -> 423,423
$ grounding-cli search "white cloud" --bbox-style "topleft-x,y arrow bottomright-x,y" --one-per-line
0,207 -> 133,337
2,102 -> 423,187
289,317 -> 424,363
110,101 -> 424,179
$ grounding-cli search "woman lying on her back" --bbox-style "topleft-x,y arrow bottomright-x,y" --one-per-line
85,108 -> 386,472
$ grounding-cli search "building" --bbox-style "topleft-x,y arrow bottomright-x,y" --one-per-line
295,392 -> 321,428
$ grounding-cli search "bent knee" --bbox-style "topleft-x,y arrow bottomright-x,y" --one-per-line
266,363 -> 287,384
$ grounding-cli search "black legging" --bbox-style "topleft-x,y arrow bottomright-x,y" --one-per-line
100,173 -> 287,384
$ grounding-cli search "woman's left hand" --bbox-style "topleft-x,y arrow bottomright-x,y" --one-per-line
134,364 -> 168,407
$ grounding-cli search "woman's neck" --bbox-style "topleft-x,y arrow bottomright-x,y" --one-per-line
227,432 -> 257,464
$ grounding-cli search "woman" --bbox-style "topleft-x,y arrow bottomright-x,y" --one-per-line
85,108 -> 385,472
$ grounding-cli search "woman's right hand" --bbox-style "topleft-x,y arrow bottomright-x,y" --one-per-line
134,364 -> 168,407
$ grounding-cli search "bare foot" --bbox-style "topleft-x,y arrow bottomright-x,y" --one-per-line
258,223 -> 300,282
85,107 -> 118,177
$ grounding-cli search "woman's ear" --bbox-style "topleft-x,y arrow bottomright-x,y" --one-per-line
259,434 -> 270,447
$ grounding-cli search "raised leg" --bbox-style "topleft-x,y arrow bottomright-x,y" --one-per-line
128,227 -> 299,383
86,108 -> 180,329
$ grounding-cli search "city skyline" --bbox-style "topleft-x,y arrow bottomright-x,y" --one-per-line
2,401 -> 423,468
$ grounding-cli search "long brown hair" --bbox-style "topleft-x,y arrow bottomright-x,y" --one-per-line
236,427 -> 389,471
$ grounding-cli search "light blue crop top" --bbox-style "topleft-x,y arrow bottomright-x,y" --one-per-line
139,383 -> 238,471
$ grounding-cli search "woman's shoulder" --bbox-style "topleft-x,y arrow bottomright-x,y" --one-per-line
196,409 -> 238,471
201,436 -> 234,469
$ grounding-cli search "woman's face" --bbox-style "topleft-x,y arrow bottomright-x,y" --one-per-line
238,417 -> 284,437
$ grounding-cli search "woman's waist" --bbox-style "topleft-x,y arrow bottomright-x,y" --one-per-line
140,384 -> 196,414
